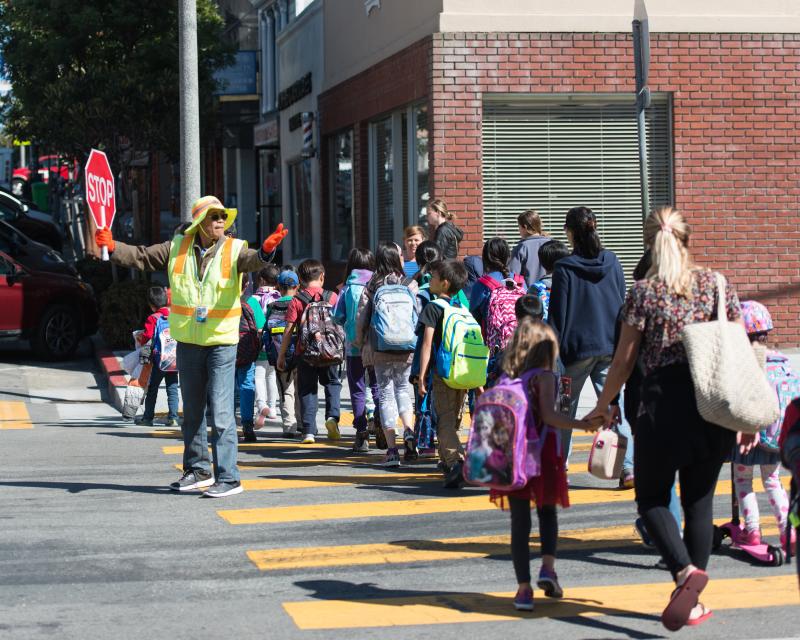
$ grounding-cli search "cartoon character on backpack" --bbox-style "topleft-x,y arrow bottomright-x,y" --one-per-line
297,290 -> 345,366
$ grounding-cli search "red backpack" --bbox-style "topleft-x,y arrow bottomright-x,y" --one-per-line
479,274 -> 526,354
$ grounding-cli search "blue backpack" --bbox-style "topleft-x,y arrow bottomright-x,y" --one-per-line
152,315 -> 177,373
370,276 -> 418,353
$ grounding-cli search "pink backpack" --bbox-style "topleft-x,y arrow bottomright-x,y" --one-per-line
479,274 -> 525,354
464,369 -> 550,491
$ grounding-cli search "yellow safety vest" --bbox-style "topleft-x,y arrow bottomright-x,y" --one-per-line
167,233 -> 245,346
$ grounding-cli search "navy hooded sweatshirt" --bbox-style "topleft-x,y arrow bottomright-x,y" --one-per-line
548,249 -> 626,366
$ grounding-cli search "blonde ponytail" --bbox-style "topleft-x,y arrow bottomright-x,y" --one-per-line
428,198 -> 454,222
643,206 -> 694,297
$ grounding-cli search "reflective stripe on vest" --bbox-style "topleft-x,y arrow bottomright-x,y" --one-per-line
167,234 -> 245,346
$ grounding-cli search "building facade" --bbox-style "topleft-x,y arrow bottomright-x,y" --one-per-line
318,0 -> 800,345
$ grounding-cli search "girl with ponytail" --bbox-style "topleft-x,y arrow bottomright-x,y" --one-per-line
587,206 -> 756,631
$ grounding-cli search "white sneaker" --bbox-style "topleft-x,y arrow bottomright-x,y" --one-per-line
266,407 -> 278,419
325,417 -> 341,440
301,434 -> 316,444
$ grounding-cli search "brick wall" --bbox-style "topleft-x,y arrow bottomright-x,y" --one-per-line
430,32 -> 800,346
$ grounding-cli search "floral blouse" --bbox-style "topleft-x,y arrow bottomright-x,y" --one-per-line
622,269 -> 741,375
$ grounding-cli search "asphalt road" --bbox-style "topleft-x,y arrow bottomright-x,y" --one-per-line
1,343 -> 798,639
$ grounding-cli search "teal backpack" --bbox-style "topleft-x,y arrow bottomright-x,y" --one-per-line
433,298 -> 489,390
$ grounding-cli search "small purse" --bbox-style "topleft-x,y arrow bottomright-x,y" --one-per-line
680,273 -> 780,433
588,427 -> 628,480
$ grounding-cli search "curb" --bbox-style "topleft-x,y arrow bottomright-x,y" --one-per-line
91,334 -> 127,413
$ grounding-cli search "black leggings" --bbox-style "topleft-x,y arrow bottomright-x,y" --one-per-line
634,365 -> 733,580
509,497 -> 557,584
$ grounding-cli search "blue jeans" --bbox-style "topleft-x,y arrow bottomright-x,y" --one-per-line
235,363 -> 256,425
296,360 -> 341,436
142,367 -> 179,421
564,355 -> 634,473
176,342 -> 239,483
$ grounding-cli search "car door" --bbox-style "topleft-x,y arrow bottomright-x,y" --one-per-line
0,252 -> 24,335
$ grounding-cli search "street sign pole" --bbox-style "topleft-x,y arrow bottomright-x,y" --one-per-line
178,0 -> 201,223
633,0 -> 651,222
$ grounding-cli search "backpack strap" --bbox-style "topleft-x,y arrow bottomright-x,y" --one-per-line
322,290 -> 334,304
477,274 -> 502,291
296,290 -> 313,306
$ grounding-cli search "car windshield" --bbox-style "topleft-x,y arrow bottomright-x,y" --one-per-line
0,197 -> 19,221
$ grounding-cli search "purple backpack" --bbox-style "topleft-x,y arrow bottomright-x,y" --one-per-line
762,352 -> 800,452
464,369 -> 549,491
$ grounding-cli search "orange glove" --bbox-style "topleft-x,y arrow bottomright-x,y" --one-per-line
262,223 -> 288,254
95,228 -> 115,253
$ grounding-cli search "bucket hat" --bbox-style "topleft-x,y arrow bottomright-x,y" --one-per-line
185,195 -> 237,235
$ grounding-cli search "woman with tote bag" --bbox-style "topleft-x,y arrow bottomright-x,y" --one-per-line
585,207 -> 758,632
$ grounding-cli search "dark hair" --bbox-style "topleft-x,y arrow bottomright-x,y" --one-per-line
430,259 -> 467,295
564,206 -> 602,259
481,237 -> 511,277
371,242 -> 404,285
147,286 -> 168,309
413,240 -> 443,283
345,247 -> 375,278
538,239 -> 571,272
298,259 -> 325,285
515,295 -> 544,322
258,264 -> 279,287
280,264 -> 296,273
632,249 -> 652,281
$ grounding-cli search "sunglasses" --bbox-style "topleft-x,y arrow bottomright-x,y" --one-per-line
209,212 -> 228,222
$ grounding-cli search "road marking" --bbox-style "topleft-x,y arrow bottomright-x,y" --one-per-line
0,401 -> 33,429
282,574 -> 796,630
217,478 -> 786,525
247,520 -> 782,571
240,473 -> 441,491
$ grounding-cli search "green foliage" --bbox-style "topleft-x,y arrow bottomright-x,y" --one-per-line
99,280 -> 152,349
0,0 -> 233,164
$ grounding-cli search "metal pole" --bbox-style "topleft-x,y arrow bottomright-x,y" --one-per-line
178,0 -> 201,223
633,17 -> 651,221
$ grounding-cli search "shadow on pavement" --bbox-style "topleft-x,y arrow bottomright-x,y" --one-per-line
292,579 -> 663,639
0,481 -> 175,495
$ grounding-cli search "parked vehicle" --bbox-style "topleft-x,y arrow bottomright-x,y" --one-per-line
11,154 -> 72,198
0,190 -> 62,252
0,221 -> 77,277
0,250 -> 98,359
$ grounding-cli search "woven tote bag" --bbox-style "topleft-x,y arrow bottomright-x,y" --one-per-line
681,273 -> 780,433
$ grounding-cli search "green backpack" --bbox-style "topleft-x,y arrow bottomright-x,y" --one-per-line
433,298 -> 489,390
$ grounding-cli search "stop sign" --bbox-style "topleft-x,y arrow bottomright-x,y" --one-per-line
85,149 -> 116,231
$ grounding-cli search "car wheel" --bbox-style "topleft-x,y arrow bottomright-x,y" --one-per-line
32,304 -> 80,360
11,179 -> 25,197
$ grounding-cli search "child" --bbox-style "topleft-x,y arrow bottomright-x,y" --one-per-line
263,268 -> 301,437
237,282 -> 267,443
136,286 -> 179,427
253,265 -> 281,423
417,259 -> 471,487
355,243 -> 418,466
333,248 -> 380,453
277,259 -> 342,444
493,318 -> 601,611
529,240 -> 570,321
733,301 -> 794,551
509,209 -> 550,287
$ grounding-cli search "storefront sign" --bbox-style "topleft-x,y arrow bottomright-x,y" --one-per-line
214,51 -> 258,95
254,119 -> 279,147
278,72 -> 312,111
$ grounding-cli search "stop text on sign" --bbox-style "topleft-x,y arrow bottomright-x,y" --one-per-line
87,174 -> 114,208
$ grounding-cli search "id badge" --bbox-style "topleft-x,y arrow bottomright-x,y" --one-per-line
195,306 -> 208,323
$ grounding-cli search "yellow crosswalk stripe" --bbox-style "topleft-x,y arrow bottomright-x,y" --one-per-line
218,478 -> 787,525
282,574 -> 796,630
247,520 -> 782,571
0,400 -> 33,429
240,473 -> 441,491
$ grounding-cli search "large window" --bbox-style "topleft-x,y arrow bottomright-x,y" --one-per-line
482,95 -> 673,275
288,159 -> 313,258
329,130 -> 354,262
368,103 -> 429,247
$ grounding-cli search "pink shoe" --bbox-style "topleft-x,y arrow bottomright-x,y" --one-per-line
736,528 -> 761,547
255,407 -> 269,429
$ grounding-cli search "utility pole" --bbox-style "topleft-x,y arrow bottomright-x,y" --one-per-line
633,0 -> 651,221
178,0 -> 201,222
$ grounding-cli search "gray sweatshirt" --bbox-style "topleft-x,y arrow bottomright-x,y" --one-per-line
509,235 -> 550,288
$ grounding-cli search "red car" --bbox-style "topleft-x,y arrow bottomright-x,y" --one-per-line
11,154 -> 73,197
0,250 -> 98,359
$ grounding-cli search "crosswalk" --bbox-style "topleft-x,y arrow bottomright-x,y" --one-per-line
0,400 -> 34,429
147,421 -> 797,633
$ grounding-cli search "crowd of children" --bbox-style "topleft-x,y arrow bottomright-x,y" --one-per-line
135,204 -> 797,629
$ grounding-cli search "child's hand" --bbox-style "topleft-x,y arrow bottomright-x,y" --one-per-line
581,415 -> 605,432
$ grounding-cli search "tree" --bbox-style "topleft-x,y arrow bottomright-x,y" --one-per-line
0,0 -> 233,166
